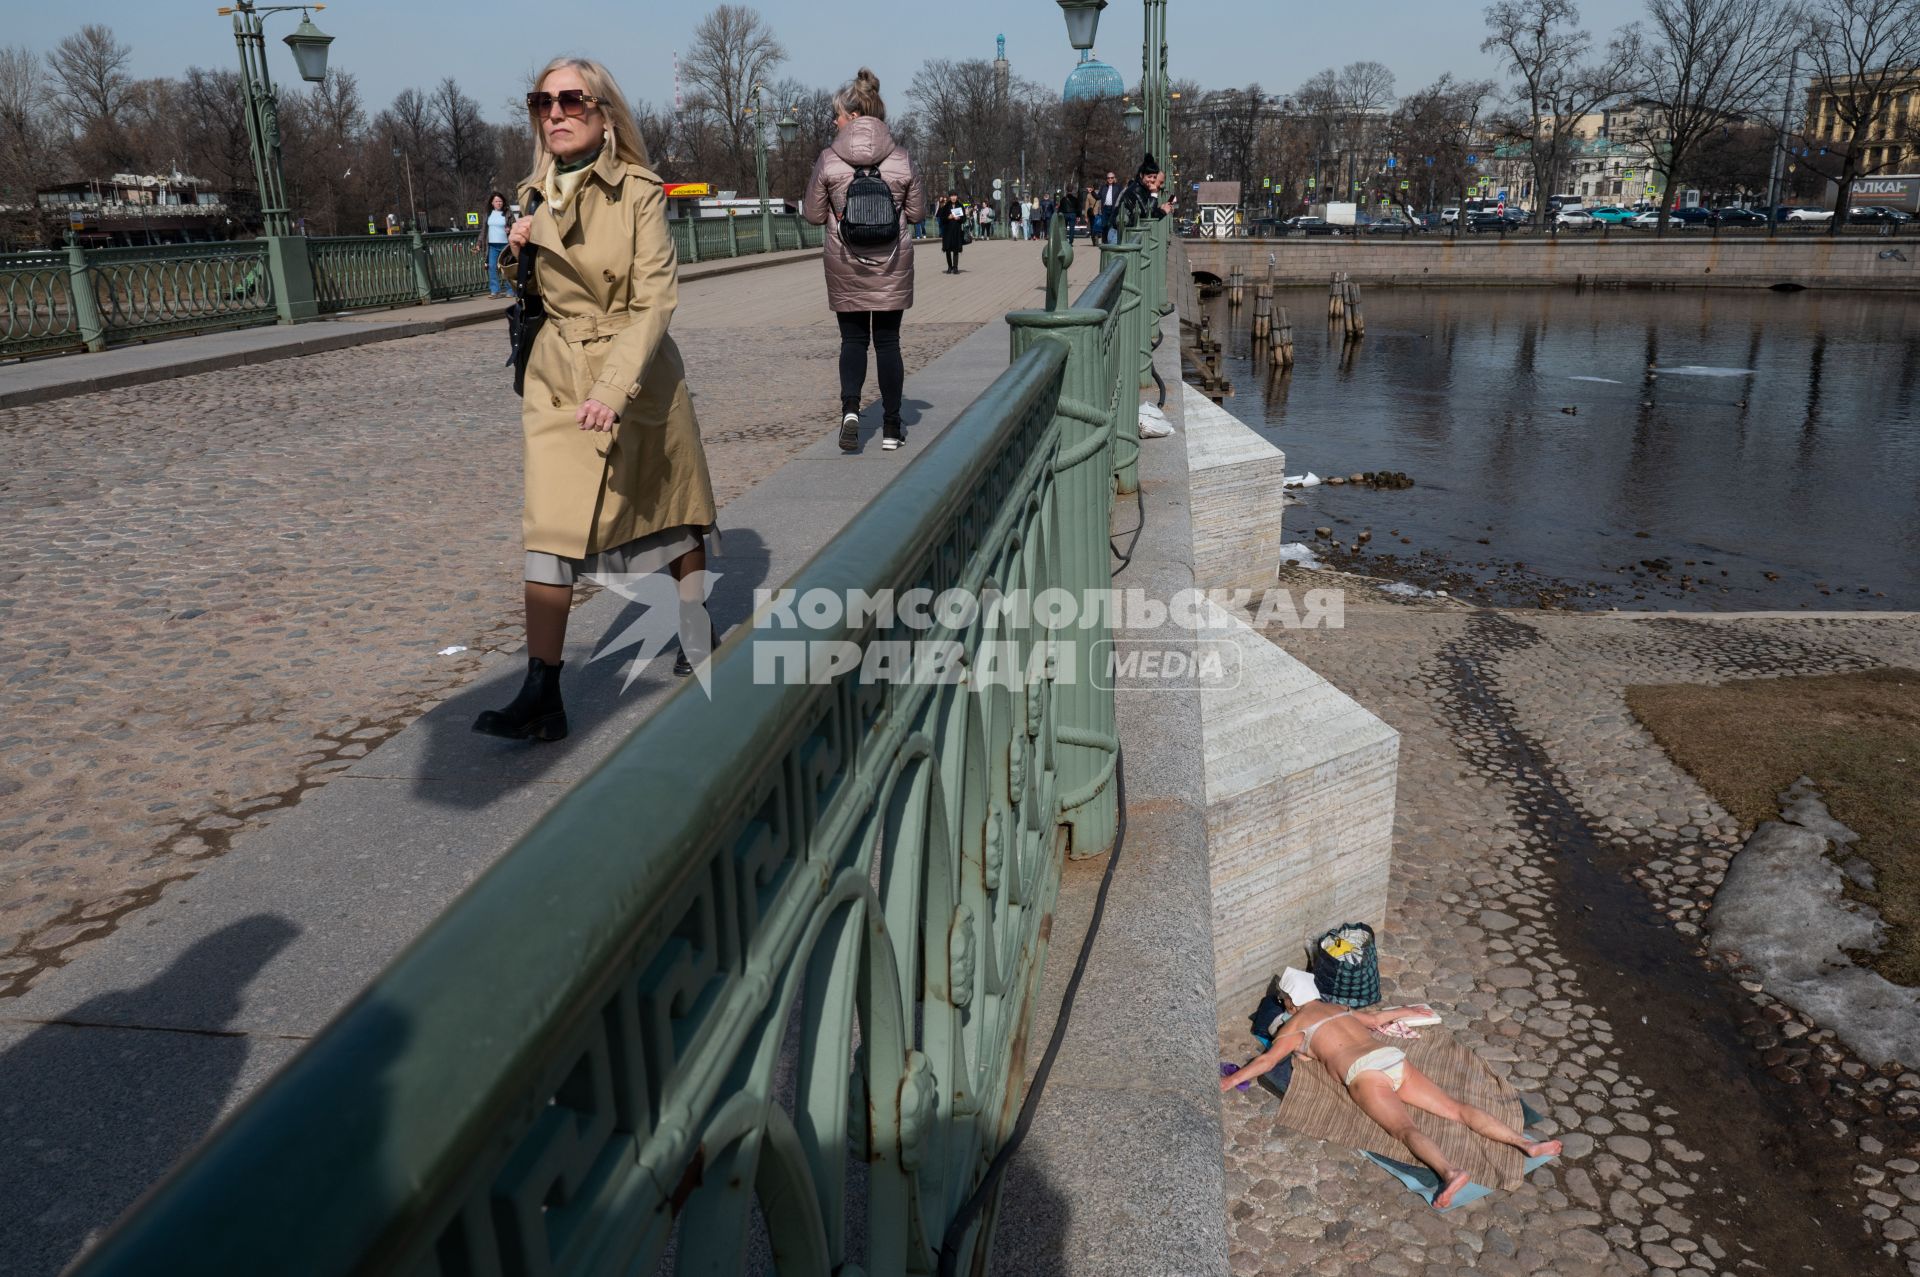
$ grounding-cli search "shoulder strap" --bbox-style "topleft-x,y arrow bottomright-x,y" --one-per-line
517,191 -> 544,290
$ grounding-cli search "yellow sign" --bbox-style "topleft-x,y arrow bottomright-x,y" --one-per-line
664,182 -> 713,198
465,211 -> 480,226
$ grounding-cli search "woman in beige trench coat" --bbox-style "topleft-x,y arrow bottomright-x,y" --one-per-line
475,56 -> 718,743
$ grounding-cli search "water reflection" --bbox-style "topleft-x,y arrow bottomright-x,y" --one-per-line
1201,287 -> 1920,610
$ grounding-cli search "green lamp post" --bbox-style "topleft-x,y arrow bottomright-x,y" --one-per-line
218,1 -> 334,322
746,82 -> 776,251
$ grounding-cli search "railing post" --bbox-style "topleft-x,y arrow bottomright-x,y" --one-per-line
65,237 -> 107,352
1007,306 -> 1120,860
262,234 -> 319,324
1100,241 -> 1146,495
684,219 -> 701,264
726,214 -> 740,258
408,227 -> 433,303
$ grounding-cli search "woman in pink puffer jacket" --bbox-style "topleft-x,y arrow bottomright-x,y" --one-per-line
803,68 -> 925,452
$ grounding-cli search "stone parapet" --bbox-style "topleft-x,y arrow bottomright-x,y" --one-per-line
1182,235 -> 1920,292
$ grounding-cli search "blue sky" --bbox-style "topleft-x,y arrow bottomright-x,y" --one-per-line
19,0 -> 1650,124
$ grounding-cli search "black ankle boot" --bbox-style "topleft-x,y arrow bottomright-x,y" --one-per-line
473,657 -> 568,741
674,623 -> 723,677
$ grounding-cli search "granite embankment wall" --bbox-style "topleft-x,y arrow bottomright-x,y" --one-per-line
1182,235 -> 1920,291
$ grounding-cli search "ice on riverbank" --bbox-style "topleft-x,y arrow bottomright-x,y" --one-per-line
1277,542 -> 1326,570
1708,779 -> 1920,1070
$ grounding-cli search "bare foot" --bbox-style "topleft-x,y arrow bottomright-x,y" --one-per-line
1524,1138 -> 1563,1158
1433,1168 -> 1472,1209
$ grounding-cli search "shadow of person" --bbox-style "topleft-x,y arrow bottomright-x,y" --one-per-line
403,526 -> 773,808
0,915 -> 299,1276
895,398 -> 934,429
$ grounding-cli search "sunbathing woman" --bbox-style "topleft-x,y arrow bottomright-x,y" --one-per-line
1220,969 -> 1562,1209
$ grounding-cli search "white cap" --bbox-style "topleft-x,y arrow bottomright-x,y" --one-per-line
1279,967 -> 1321,1007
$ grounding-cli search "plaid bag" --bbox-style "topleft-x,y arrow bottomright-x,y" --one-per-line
1311,921 -> 1380,1007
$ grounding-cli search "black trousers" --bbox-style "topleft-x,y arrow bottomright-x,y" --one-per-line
837,309 -> 904,423
944,249 -> 960,271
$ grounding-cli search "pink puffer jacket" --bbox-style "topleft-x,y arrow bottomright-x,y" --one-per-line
803,116 -> 925,313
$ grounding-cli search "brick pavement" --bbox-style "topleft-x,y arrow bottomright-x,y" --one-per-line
0,240 -> 1090,994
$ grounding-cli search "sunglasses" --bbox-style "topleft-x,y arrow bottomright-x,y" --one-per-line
526,90 -> 604,117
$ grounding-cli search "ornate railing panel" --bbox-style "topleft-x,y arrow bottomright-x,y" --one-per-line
422,232 -> 488,301
308,236 -> 418,311
86,242 -> 276,345
71,221 -> 1163,1277
0,251 -> 84,358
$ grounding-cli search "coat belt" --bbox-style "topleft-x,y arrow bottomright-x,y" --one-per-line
549,311 -> 637,342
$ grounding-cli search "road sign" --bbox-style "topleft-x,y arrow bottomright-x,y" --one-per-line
1386,156 -> 1397,169
366,219 -> 376,235
1262,177 -> 1271,188
1307,176 -> 1316,188
465,211 -> 479,227
1399,180 -> 1410,189
992,177 -> 1003,190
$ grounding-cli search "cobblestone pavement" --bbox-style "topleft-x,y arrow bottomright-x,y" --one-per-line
0,242 -> 1084,993
1219,581 -> 1920,1277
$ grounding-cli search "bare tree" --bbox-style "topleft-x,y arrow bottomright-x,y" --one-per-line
47,24 -> 132,125
1798,0 -> 1920,231
1392,74 -> 1498,213
1631,0 -> 1799,231
680,5 -> 786,191
0,45 -> 56,245
1482,0 -> 1641,212
431,77 -> 497,221
178,68 -> 253,203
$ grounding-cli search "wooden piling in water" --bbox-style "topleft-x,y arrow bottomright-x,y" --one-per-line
1252,284 -> 1272,338
1274,304 -> 1294,367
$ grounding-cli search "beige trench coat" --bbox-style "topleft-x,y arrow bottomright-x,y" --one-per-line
498,147 -> 715,560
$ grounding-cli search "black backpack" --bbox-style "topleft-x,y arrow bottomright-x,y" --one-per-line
837,164 -> 901,249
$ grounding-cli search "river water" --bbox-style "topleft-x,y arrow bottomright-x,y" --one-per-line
1195,286 -> 1920,611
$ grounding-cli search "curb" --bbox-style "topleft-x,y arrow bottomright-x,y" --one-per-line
0,248 -> 825,412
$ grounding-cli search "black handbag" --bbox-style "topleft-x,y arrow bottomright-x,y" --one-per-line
504,191 -> 546,397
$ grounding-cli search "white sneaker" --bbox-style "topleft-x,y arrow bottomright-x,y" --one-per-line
838,412 -> 860,452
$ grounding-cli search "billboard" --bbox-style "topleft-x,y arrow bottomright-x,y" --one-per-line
1846,175 -> 1920,213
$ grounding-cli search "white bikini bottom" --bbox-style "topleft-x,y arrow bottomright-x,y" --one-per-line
1345,1046 -> 1407,1091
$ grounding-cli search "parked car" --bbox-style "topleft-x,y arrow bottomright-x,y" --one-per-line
1847,204 -> 1913,224
1554,207 -> 1596,230
1670,206 -> 1717,227
1364,214 -> 1421,235
1711,206 -> 1768,227
1440,206 -> 1461,225
1785,206 -> 1835,223
1283,215 -> 1343,236
1587,205 -> 1636,224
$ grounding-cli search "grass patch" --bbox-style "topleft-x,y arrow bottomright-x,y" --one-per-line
1625,668 -> 1920,988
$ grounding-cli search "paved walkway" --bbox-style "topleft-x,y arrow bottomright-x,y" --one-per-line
0,239 -> 1096,1274
1214,577 -> 1920,1277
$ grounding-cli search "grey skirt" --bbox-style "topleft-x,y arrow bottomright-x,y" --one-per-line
524,523 -> 713,587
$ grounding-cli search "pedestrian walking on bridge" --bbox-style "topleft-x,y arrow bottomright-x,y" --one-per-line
476,56 -> 719,742
804,68 -> 924,453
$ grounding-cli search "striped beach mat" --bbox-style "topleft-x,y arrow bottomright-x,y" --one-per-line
1270,1028 -> 1539,1192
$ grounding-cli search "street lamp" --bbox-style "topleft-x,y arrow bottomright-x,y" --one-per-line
1056,0 -> 1107,51
1122,98 -> 1143,138
216,1 -> 333,322
743,83 -> 777,248
217,3 -> 333,237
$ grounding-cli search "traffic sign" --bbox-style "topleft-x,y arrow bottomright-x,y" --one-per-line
465,211 -> 479,227
1399,180 -> 1409,189
1262,177 -> 1271,188
1386,156 -> 1397,169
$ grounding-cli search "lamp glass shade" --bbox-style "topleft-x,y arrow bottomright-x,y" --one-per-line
283,15 -> 334,83
1122,102 -> 1144,137
1057,0 -> 1106,51
777,112 -> 799,142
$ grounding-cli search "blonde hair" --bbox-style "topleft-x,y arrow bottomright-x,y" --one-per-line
523,56 -> 649,188
831,68 -> 885,121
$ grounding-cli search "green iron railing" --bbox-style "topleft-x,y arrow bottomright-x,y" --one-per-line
309,235 -> 420,311
0,241 -> 278,358
71,216 -> 1161,1277
0,250 -> 83,358
4,212 -> 828,361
